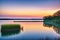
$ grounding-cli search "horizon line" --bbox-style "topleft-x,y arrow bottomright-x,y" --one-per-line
0,18 -> 43,20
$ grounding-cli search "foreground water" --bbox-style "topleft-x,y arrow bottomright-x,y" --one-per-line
0,20 -> 60,40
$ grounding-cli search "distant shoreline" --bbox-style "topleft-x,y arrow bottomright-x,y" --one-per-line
14,20 -> 43,22
0,18 -> 43,20
0,18 -> 43,22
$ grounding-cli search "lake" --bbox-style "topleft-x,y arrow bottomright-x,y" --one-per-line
0,20 -> 60,40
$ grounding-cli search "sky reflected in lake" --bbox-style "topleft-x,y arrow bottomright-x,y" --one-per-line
0,20 -> 60,40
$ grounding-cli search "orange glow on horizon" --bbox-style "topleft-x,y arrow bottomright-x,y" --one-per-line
1,9 -> 59,17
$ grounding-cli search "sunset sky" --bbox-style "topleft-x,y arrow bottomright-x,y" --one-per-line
0,0 -> 60,18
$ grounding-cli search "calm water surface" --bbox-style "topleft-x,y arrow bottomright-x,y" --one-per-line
0,20 -> 60,40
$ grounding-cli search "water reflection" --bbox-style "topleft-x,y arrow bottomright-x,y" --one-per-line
43,21 -> 60,34
0,20 -> 60,40
1,24 -> 23,36
53,27 -> 60,34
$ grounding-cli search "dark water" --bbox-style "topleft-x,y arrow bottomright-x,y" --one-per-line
0,20 -> 60,40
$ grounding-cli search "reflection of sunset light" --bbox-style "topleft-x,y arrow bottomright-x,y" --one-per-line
19,22 -> 53,32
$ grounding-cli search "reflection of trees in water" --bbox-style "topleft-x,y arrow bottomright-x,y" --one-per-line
43,22 -> 52,28
1,24 -> 23,36
43,22 -> 60,39
1,29 -> 20,36
53,26 -> 60,34
43,22 -> 60,34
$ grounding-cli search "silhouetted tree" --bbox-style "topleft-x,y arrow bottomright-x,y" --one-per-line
53,10 -> 60,16
43,15 -> 52,20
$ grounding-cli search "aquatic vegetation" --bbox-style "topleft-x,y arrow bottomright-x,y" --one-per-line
1,24 -> 20,36
1,24 -> 20,30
